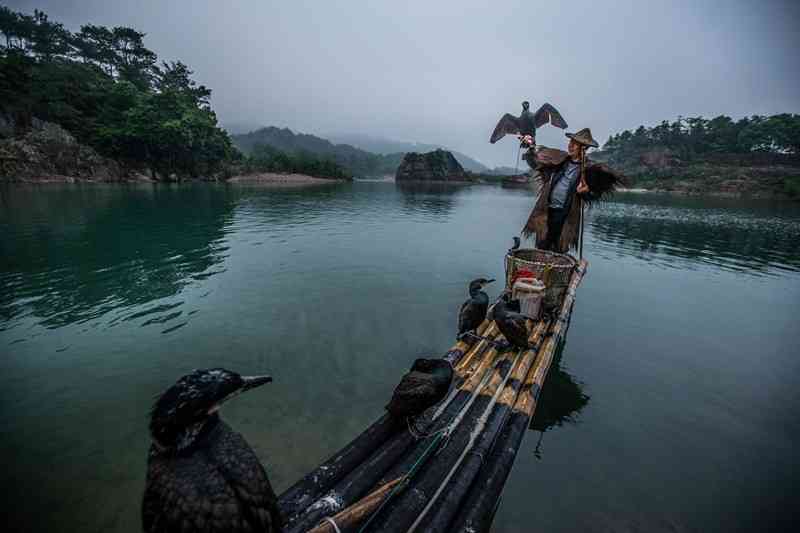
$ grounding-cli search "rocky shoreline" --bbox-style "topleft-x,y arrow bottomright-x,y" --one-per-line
0,115 -> 347,186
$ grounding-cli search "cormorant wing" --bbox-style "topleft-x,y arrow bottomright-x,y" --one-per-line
533,103 -> 568,129
490,113 -> 522,143
392,371 -> 434,398
214,427 -> 284,531
458,299 -> 470,333
583,163 -> 626,205
142,424 -> 283,533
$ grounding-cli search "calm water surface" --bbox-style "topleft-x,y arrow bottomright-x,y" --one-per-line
1,182 -> 798,532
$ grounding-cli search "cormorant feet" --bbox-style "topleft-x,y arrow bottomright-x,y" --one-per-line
459,331 -> 490,344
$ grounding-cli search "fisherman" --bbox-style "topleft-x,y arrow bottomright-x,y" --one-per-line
521,128 -> 622,253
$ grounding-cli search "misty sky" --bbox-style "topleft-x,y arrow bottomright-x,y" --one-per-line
9,0 -> 799,166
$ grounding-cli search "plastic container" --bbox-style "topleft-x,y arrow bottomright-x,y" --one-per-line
512,278 -> 546,320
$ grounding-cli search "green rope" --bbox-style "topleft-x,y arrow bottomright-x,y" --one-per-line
357,431 -> 446,532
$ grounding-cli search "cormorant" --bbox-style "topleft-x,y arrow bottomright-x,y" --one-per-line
385,358 -> 454,418
142,368 -> 284,533
509,236 -> 521,254
490,101 -> 568,145
493,295 -> 535,351
457,277 -> 495,340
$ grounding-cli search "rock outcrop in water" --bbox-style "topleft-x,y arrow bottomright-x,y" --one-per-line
0,114 -> 127,182
395,149 -> 469,182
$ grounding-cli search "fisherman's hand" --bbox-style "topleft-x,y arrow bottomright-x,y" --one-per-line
577,180 -> 589,194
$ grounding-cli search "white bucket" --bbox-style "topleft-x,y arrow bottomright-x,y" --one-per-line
512,278 -> 546,319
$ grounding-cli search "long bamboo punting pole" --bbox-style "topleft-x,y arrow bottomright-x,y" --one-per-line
278,319 -> 494,520
287,327 -> 505,533
450,259 -> 588,533
305,478 -> 403,533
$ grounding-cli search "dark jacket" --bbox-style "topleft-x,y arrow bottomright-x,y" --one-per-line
522,147 -> 623,252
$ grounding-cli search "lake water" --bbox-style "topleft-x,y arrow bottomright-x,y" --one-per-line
1,182 -> 798,532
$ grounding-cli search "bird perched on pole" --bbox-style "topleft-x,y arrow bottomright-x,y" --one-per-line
385,358 -> 454,419
457,277 -> 495,341
142,368 -> 284,533
490,101 -> 568,146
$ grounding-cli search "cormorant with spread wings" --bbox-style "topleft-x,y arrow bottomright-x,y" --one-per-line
490,101 -> 568,144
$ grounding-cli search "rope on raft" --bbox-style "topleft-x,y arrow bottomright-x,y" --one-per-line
407,348 -> 524,532
355,332 -> 515,533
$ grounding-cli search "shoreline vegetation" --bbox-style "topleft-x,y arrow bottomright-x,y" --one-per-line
0,7 -> 351,184
594,114 -> 800,200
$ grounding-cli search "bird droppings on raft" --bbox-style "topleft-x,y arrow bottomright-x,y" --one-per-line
278,253 -> 588,533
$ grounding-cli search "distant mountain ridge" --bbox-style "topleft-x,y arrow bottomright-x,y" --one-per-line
231,127 -> 489,177
231,127 -> 402,177
329,133 -> 489,172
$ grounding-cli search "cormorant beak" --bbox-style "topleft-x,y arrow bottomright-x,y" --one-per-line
242,375 -> 273,391
484,279 -> 496,287
208,375 -> 273,414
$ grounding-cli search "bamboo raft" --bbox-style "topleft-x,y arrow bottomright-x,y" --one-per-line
277,251 -> 589,533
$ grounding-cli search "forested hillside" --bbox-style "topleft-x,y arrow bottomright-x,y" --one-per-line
232,127 -> 409,177
597,115 -> 800,198
0,6 -> 350,181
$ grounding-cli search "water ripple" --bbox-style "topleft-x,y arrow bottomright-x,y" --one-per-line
588,196 -> 800,277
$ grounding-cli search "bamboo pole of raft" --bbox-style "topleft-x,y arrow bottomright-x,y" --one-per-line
286,327 -> 506,533
414,321 -> 552,533
278,320 -> 494,520
361,324 -> 548,533
450,259 -> 588,533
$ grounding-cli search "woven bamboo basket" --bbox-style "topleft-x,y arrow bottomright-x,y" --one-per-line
504,248 -> 577,312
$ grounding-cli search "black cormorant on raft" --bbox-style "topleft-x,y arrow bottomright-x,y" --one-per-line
493,295 -> 535,351
457,277 -> 494,340
142,368 -> 283,533
385,358 -> 454,419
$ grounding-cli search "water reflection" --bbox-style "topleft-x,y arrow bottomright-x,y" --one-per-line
589,194 -> 800,276
0,184 -> 236,332
395,181 -> 468,217
529,337 -> 591,459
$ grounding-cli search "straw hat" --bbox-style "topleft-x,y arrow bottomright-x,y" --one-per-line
565,128 -> 599,148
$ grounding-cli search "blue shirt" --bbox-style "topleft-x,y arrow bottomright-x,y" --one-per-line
548,160 -> 581,209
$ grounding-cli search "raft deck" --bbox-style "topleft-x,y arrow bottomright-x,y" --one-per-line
278,259 -> 588,533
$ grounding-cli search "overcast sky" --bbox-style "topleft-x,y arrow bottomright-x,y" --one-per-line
9,0 -> 800,166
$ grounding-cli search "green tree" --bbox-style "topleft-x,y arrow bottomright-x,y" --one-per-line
72,24 -> 116,75
111,26 -> 156,88
29,9 -> 70,59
